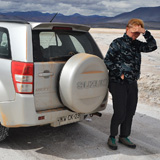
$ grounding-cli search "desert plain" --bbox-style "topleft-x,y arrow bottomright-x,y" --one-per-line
0,28 -> 160,160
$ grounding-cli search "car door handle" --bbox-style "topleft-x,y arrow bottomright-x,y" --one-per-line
38,72 -> 54,77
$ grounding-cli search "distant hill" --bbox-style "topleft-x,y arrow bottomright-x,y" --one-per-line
108,6 -> 160,22
91,6 -> 160,29
0,6 -> 160,29
0,11 -> 110,24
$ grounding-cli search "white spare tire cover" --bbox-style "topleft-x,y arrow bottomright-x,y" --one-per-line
59,53 -> 108,113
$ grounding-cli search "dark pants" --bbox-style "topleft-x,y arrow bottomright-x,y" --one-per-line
109,81 -> 138,137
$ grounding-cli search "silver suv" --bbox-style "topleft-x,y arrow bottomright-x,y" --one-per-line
0,20 -> 108,141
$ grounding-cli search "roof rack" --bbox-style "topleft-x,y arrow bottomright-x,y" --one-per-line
0,19 -> 29,24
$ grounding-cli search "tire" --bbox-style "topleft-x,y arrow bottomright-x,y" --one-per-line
59,53 -> 108,113
0,124 -> 9,142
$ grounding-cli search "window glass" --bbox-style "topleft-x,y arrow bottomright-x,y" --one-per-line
0,28 -> 11,59
33,30 -> 102,62
40,32 -> 62,49
69,35 -> 85,53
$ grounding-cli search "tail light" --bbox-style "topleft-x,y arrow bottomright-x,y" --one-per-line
11,61 -> 34,94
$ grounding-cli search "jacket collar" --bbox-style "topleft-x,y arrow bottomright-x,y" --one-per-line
123,33 -> 133,43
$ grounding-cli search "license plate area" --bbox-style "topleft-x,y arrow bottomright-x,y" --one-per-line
58,113 -> 81,126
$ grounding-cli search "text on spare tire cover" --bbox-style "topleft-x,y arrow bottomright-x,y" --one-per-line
77,79 -> 107,89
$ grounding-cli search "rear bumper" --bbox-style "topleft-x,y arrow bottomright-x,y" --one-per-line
0,94 -> 85,128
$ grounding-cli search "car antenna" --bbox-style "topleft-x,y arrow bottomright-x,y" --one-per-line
50,12 -> 58,22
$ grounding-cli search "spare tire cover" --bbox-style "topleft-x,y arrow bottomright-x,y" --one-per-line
59,53 -> 108,113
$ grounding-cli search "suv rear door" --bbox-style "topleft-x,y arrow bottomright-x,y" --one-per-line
32,23 -> 103,111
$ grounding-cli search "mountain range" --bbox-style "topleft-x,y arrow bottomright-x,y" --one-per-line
0,6 -> 160,29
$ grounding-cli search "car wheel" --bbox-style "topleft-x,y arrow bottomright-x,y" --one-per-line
0,124 -> 9,142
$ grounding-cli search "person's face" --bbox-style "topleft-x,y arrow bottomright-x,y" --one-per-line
126,25 -> 141,40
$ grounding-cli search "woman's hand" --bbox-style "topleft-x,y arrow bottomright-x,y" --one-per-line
129,25 -> 145,34
121,74 -> 124,80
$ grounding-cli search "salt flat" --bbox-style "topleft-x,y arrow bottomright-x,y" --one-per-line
0,28 -> 160,160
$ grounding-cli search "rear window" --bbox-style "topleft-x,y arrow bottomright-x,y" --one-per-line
32,29 -> 102,62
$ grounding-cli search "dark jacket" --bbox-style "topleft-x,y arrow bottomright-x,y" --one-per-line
104,30 -> 157,84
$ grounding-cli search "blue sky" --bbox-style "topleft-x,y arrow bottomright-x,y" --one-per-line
0,0 -> 160,16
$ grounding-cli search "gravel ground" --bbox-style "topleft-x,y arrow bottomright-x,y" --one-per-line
0,101 -> 160,160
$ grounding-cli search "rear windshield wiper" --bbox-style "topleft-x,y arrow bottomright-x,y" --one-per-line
49,55 -> 73,61
49,51 -> 79,61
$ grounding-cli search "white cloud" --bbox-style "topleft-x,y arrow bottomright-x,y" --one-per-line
0,0 -> 160,16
